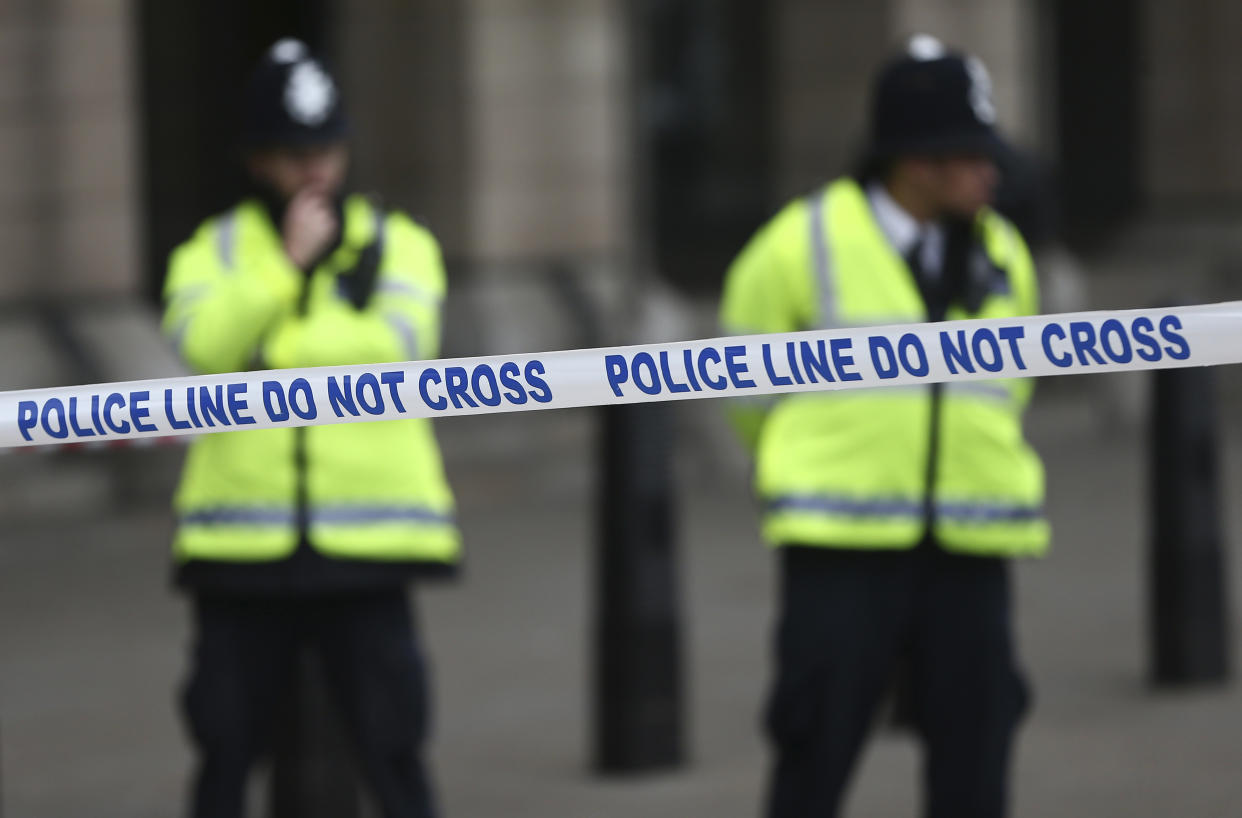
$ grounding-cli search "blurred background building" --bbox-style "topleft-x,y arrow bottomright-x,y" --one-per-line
4,1 -> 1242,817
14,2 -> 1242,289
8,0 -> 1242,333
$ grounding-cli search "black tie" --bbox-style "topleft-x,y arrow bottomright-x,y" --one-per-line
905,233 -> 925,280
907,234 -> 947,321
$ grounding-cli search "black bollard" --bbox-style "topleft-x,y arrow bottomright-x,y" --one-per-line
1148,365 -> 1231,686
593,402 -> 685,773
270,649 -> 361,817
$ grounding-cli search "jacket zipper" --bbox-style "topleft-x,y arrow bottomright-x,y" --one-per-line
922,382 -> 942,542
921,287 -> 948,545
294,276 -> 312,547
294,427 -> 308,545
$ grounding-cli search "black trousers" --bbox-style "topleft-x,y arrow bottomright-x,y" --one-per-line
182,589 -> 435,818
764,545 -> 1029,818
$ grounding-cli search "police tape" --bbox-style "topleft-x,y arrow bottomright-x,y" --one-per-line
7,435 -> 185,456
4,302 -> 1241,450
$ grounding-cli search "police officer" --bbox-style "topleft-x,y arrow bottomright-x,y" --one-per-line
720,36 -> 1046,818
162,39 -> 458,818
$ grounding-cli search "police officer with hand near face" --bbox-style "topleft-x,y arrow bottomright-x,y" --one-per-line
721,36 -> 1047,818
163,39 -> 458,818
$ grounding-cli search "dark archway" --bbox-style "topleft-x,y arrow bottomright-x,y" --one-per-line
135,0 -> 335,303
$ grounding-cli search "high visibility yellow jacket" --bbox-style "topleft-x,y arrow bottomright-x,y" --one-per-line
720,178 -> 1048,557
162,194 -> 460,570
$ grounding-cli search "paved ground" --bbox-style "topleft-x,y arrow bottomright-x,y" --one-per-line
4,378 -> 1242,817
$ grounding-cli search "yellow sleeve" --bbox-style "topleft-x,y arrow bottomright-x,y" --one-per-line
162,211 -> 301,375
719,199 -> 811,451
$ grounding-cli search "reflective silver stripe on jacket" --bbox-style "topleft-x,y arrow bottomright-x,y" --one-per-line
371,203 -> 387,255
376,279 -> 441,305
165,283 -> 211,351
180,507 -> 296,526
216,208 -> 238,270
765,494 -> 1042,523
312,505 -> 456,526
385,312 -> 419,359
370,205 -> 422,358
180,505 -> 455,527
808,188 -> 837,329
766,494 -> 923,518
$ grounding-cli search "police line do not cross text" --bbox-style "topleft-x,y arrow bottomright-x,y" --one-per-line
4,303 -> 1240,449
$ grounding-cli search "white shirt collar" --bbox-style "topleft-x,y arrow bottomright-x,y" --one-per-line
865,181 -> 944,275
866,182 -> 922,255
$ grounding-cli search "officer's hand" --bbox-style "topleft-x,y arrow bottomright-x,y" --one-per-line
283,188 -> 338,270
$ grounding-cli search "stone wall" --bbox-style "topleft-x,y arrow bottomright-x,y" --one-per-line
1143,0 -> 1242,204
464,0 -> 631,262
0,0 -> 141,300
